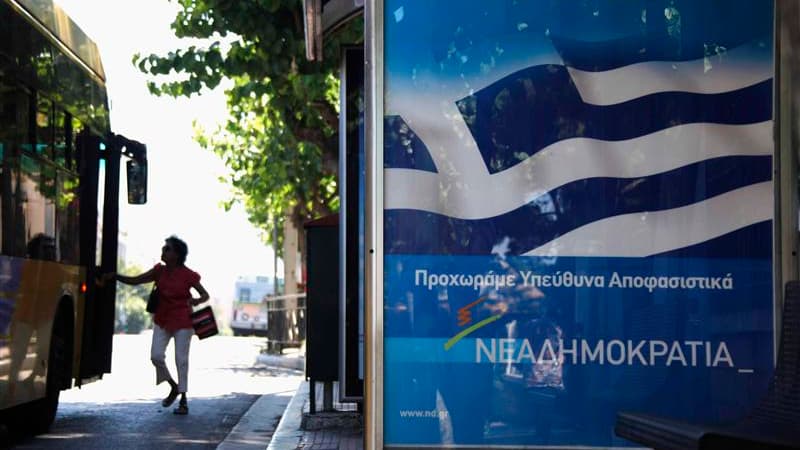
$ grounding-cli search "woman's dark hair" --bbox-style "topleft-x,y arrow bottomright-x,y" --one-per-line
166,235 -> 188,265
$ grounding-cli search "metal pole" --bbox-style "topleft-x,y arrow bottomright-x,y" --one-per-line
323,381 -> 334,411
364,0 -> 385,447
273,219 -> 279,295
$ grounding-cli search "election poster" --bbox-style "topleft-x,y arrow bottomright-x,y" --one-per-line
382,1 -> 775,447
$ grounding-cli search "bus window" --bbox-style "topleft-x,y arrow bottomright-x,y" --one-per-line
20,155 -> 47,252
56,171 -> 79,264
0,79 -> 27,257
41,162 -> 57,245
239,288 -> 252,302
95,148 -> 105,267
126,158 -> 147,205
26,232 -> 56,261
35,95 -> 53,159
54,108 -> 67,167
70,116 -> 83,172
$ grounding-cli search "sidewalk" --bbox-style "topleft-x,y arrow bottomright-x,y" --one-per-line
217,350 -> 363,450
268,380 -> 363,450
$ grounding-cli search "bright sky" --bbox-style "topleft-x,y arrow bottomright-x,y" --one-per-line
55,0 -> 280,301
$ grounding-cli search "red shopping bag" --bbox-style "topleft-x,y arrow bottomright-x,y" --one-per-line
191,306 -> 218,339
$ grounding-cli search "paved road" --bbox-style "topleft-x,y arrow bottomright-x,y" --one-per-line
8,334 -> 301,449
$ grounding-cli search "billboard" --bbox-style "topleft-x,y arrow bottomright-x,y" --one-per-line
381,1 -> 775,447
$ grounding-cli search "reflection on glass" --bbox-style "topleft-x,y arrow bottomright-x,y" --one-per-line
20,155 -> 46,247
56,171 -> 79,264
0,76 -> 29,257
36,95 -> 53,159
126,159 -> 147,205
54,109 -> 67,167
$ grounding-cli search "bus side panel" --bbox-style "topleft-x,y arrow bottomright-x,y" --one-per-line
72,266 -> 85,382
0,257 -> 80,410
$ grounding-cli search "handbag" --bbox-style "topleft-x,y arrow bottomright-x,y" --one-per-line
191,306 -> 218,339
146,286 -> 159,313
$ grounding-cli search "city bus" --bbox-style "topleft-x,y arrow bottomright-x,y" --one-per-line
0,0 -> 147,433
230,275 -> 279,337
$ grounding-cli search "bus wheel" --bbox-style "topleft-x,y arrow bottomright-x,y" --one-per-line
33,307 -> 70,433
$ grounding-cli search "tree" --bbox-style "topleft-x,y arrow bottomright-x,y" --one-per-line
134,0 -> 362,253
114,261 -> 152,333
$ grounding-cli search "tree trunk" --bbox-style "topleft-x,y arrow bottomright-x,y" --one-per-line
283,215 -> 299,345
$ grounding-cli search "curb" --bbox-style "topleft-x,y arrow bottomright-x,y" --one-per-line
216,354 -> 305,450
257,353 -> 305,372
217,387 -> 298,450
267,381 -> 309,450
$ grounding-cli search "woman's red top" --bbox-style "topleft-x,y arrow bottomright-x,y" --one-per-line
152,263 -> 201,332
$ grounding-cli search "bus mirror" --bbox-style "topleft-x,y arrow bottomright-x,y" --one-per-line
126,160 -> 147,204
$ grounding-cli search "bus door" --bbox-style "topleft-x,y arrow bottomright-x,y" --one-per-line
76,132 -> 146,383
75,132 -> 107,382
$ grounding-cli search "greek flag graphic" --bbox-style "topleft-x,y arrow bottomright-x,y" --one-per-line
384,2 -> 773,259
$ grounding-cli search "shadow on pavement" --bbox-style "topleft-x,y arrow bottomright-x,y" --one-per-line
5,392 -> 274,450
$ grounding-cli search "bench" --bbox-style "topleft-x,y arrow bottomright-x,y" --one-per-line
614,281 -> 800,450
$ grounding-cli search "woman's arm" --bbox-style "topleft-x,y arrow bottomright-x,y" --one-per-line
113,268 -> 156,285
190,281 -> 210,306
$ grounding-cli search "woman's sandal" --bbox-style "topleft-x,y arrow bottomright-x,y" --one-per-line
162,386 -> 179,407
173,401 -> 188,415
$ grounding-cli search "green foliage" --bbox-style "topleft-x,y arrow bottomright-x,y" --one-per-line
134,0 -> 362,252
119,296 -> 151,334
114,261 -> 153,333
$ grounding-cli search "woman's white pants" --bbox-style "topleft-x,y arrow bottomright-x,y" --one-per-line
151,324 -> 193,393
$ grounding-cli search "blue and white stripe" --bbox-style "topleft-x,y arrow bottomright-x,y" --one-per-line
384,34 -> 774,258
